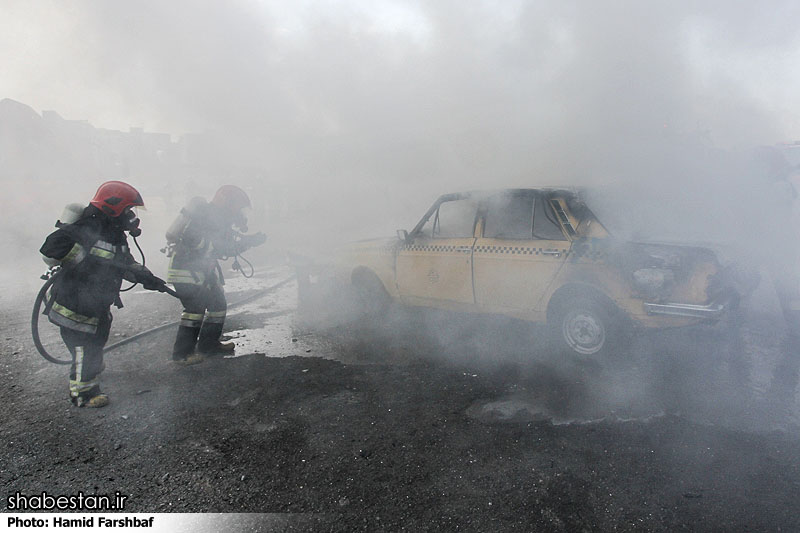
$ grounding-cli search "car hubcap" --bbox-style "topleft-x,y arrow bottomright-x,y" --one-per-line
562,310 -> 605,355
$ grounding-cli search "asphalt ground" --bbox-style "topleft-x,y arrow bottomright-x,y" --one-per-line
1,263 -> 800,531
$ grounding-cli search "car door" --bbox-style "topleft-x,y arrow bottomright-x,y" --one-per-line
396,195 -> 478,306
473,191 -> 570,313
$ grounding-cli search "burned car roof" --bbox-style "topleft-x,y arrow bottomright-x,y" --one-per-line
436,187 -> 583,201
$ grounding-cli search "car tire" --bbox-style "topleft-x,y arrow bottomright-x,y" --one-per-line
352,270 -> 391,321
548,296 -> 619,361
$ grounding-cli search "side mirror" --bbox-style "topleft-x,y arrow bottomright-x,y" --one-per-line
396,229 -> 409,243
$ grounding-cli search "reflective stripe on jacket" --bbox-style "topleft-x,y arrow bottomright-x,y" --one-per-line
40,206 -> 133,330
48,301 -> 100,334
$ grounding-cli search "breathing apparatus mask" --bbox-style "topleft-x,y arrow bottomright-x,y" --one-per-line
119,207 -> 142,237
233,206 -> 250,233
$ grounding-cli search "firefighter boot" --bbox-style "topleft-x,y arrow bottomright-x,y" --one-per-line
172,325 -> 205,365
198,322 -> 235,356
71,388 -> 109,408
84,393 -> 109,408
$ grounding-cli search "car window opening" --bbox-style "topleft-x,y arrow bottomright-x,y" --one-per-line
484,194 -> 534,240
534,196 -> 569,241
425,198 -> 478,239
550,199 -> 576,237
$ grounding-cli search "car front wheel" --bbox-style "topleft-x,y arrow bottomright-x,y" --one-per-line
549,296 -> 618,360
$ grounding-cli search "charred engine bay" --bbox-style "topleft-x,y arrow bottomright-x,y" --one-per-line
2,266 -> 800,531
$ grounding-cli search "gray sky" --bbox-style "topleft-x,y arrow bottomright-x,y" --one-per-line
3,0 -> 800,259
2,0 -> 800,145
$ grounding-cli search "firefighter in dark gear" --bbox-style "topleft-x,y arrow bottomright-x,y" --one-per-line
40,181 -> 168,408
166,185 -> 266,365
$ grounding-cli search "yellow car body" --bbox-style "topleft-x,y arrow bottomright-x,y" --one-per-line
337,189 -> 740,356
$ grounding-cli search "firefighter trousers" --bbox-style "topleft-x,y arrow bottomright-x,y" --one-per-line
60,311 -> 112,403
172,282 -> 228,359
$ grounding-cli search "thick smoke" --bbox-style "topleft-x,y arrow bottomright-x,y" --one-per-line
2,1 -> 800,294
0,0 -> 799,452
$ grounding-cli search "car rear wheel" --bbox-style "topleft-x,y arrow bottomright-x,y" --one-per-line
352,270 -> 391,320
549,296 -> 617,360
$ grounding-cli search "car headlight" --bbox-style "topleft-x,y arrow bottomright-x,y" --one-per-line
633,268 -> 675,294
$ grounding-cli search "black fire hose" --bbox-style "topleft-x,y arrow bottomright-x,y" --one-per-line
31,269 -> 180,365
31,269 -> 67,364
102,275 -> 295,354
32,272 -> 295,364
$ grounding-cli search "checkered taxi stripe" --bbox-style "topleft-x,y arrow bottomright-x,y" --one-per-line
400,243 -> 607,260
403,244 -> 472,253
402,244 -> 570,255
474,245 -> 568,255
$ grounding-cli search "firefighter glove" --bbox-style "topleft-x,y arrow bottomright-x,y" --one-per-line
127,264 -> 165,290
141,273 -> 167,291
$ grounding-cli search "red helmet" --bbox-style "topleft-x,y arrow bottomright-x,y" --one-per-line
89,181 -> 144,217
211,185 -> 251,213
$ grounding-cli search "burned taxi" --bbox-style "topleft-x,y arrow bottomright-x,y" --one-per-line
339,188 -> 745,359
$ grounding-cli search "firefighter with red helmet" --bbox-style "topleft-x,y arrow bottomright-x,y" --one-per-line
40,181 -> 169,408
166,185 -> 266,364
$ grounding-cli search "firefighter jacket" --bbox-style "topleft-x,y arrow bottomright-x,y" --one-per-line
166,200 -> 255,286
40,205 -> 158,334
